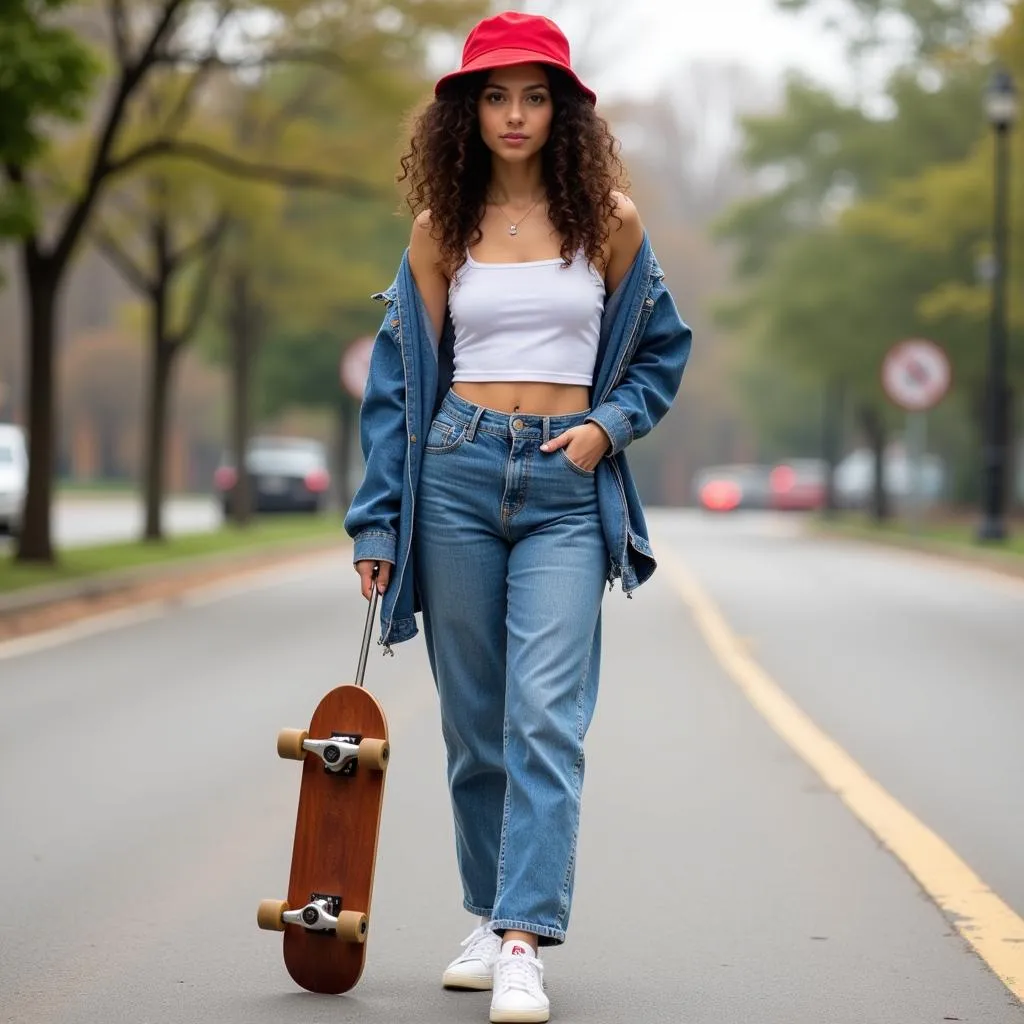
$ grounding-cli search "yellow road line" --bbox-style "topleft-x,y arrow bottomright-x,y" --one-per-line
658,547 -> 1024,1002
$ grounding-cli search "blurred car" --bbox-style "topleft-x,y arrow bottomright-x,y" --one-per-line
834,447 -> 946,509
693,464 -> 773,512
0,424 -> 28,535
768,458 -> 827,511
214,436 -> 330,515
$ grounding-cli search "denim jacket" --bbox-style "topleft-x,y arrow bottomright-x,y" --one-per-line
344,233 -> 692,650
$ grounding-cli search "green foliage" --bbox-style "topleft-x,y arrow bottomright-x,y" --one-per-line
0,0 -> 99,166
0,0 -> 99,279
716,0 -> 1015,462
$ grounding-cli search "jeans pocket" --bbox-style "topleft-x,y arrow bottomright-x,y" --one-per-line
557,449 -> 595,477
424,418 -> 467,454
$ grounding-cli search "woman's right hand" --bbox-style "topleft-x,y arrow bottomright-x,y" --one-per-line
356,559 -> 392,600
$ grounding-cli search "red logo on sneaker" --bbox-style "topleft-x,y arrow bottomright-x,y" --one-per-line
511,945 -> 527,956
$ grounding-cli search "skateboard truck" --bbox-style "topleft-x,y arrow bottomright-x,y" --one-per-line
258,894 -> 369,943
276,728 -> 389,772
302,734 -> 361,775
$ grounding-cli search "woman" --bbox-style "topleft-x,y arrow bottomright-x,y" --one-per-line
345,11 -> 692,1022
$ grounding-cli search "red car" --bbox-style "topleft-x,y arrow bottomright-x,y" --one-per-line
768,459 -> 827,511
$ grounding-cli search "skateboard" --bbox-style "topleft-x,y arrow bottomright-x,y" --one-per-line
257,566 -> 390,994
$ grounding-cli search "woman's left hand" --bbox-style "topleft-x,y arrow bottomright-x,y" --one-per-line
540,423 -> 611,473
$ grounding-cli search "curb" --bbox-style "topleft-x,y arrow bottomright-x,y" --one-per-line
0,534 -> 349,617
807,521 -> 1024,581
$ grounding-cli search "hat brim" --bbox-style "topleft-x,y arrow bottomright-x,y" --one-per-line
435,48 -> 597,105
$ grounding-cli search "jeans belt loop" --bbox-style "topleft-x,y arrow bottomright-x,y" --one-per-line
466,405 -> 485,442
542,417 -> 551,444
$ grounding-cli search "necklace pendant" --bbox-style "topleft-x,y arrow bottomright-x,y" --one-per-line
508,224 -> 518,236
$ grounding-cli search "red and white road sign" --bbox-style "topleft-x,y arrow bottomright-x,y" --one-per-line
340,336 -> 374,400
881,338 -> 952,412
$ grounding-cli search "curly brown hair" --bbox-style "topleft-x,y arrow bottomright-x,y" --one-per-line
398,67 -> 628,275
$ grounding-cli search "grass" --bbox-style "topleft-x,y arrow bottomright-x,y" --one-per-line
0,515 -> 344,595
815,511 -> 1024,558
56,480 -> 205,499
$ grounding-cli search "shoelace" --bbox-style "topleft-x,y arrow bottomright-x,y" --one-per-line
459,925 -> 499,960
495,953 -> 544,995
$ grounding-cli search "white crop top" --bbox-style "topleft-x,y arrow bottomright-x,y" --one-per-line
448,250 -> 605,385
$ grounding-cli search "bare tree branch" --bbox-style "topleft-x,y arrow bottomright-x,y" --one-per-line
51,0 -> 190,271
107,139 -> 384,198
109,0 -> 130,67
168,218 -> 229,350
155,47 -> 355,74
94,228 -> 154,295
172,212 -> 229,269
162,5 -> 235,136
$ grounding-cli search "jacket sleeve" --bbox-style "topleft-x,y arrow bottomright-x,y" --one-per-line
343,318 -> 406,565
585,275 -> 693,456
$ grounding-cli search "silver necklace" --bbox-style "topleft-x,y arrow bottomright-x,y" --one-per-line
493,195 -> 544,236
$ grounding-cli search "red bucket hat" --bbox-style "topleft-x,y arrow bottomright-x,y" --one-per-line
435,11 -> 597,106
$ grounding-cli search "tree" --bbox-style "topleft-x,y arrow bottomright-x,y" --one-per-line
93,167 -> 227,540
0,1 -> 98,264
714,0 -> 1002,515
3,0 -> 417,563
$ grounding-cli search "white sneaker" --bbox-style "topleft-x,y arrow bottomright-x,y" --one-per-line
442,924 -> 502,990
489,943 -> 549,1023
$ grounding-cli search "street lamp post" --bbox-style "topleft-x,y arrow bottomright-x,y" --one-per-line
979,69 -> 1017,542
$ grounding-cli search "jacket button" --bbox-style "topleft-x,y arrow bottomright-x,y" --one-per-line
391,319 -> 400,327
410,434 -> 417,443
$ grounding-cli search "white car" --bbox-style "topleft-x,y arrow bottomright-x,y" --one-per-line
0,424 -> 28,535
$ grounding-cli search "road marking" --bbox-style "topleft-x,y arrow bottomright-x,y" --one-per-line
657,546 -> 1024,1002
0,551 -> 350,663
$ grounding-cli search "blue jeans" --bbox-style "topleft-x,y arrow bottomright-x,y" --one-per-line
413,389 -> 607,946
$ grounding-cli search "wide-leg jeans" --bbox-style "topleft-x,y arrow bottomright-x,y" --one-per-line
413,389 -> 607,946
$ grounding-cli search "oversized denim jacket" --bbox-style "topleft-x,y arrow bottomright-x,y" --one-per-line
344,233 -> 692,650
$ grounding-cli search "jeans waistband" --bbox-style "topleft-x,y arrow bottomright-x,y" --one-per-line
439,389 -> 591,443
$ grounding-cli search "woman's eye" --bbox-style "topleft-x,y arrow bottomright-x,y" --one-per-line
526,94 -> 546,105
485,92 -> 505,103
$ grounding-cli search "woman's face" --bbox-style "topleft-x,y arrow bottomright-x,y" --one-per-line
477,64 -> 553,163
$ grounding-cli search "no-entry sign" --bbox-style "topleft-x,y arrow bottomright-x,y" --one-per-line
881,338 -> 952,412
340,336 -> 374,400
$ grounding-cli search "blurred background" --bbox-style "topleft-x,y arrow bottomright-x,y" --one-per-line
1,0 -> 1022,561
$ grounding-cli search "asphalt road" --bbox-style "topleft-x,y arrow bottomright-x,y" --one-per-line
1,510 -> 1022,1024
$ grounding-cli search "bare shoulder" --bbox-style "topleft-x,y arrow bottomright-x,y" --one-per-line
609,191 -> 643,245
603,191 -> 645,292
409,210 -> 445,277
410,210 -> 440,255
408,209 -> 449,338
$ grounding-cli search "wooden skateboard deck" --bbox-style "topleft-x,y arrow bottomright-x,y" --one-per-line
258,684 -> 389,994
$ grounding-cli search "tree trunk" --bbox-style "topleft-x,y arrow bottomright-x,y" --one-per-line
859,403 -> 889,523
143,328 -> 176,542
822,377 -> 845,517
228,267 -> 254,527
16,249 -> 58,564
337,396 -> 354,511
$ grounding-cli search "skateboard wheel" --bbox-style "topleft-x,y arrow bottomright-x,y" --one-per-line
336,910 -> 368,943
358,738 -> 389,772
277,729 -> 308,760
257,899 -> 288,931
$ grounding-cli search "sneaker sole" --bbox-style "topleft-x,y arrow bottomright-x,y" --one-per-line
489,1008 -> 550,1023
442,970 -> 493,991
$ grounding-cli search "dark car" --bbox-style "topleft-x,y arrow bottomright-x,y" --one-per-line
215,437 -> 330,515
692,464 -> 773,512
